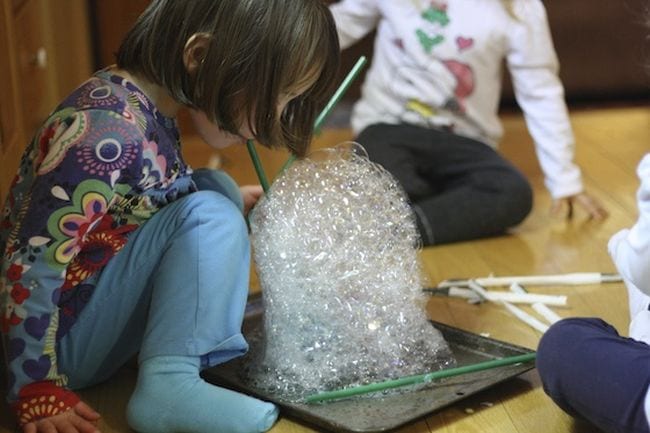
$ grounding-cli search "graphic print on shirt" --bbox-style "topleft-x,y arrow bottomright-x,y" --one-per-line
397,1 -> 475,121
415,0 -> 448,53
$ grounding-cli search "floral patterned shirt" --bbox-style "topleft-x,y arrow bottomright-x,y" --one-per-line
0,69 -> 196,424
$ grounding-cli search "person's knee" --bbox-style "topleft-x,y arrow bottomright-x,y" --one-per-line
183,190 -> 242,218
473,169 -> 532,227
538,319 -> 581,366
539,319 -> 592,358
537,318 -> 610,384
511,177 -> 533,219
180,191 -> 248,241
192,169 -> 244,210
498,172 -> 533,225
536,319 -> 585,403
356,125 -> 397,163
540,317 -> 611,349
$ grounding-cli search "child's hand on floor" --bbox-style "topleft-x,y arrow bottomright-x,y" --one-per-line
551,192 -> 609,220
23,401 -> 101,433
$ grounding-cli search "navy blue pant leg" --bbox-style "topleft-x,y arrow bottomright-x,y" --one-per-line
537,318 -> 650,433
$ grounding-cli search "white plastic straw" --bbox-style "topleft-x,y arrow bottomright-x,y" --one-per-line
509,283 -> 563,324
438,272 -> 622,288
468,280 -> 549,333
447,287 -> 567,306
501,302 -> 550,333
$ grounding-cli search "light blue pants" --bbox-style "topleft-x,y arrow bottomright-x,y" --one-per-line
58,170 -> 250,389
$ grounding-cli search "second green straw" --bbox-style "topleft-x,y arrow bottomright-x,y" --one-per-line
304,352 -> 536,403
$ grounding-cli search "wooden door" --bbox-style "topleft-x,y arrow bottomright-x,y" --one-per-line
0,0 -> 25,201
91,0 -> 150,68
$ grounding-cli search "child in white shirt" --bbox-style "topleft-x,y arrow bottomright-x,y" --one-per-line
330,0 -> 607,244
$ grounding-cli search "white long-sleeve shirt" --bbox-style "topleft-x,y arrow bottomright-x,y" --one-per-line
330,0 -> 583,198
608,154 -> 650,426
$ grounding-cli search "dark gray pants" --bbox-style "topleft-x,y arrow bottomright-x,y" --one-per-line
356,123 -> 533,245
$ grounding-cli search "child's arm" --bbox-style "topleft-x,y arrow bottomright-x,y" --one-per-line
1,109 -> 140,430
505,1 -> 606,219
329,0 -> 381,50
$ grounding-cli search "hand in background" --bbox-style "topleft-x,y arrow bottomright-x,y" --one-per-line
550,192 -> 609,220
23,401 -> 101,433
241,185 -> 264,216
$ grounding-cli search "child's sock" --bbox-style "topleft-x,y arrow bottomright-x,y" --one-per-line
126,355 -> 278,433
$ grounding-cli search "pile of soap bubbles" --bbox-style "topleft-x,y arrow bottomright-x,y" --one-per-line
244,142 -> 454,400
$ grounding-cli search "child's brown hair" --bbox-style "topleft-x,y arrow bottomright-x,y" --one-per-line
117,0 -> 340,157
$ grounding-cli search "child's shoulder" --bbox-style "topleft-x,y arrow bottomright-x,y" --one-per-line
44,69 -> 167,141
56,70 -> 144,117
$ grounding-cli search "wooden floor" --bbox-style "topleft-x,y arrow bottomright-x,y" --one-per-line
1,105 -> 648,432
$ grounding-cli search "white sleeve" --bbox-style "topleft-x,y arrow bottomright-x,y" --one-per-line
609,154 -> 650,295
506,1 -> 582,199
329,0 -> 381,50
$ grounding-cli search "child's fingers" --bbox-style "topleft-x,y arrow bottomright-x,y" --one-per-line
23,422 -> 37,433
36,420 -> 57,433
73,401 -> 101,421
58,421 -> 78,433
69,414 -> 100,433
549,198 -> 570,218
551,194 -> 608,220
575,193 -> 609,220
241,185 -> 264,214
23,404 -> 101,433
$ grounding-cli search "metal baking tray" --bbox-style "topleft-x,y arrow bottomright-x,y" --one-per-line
202,296 -> 535,433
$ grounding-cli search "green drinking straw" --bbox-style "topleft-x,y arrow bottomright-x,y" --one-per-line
246,139 -> 270,193
279,55 -> 369,175
304,352 -> 536,403
314,55 -> 368,135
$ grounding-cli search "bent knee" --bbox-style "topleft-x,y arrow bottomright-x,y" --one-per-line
498,172 -> 532,224
507,177 -> 533,222
537,318 -> 613,375
478,171 -> 532,227
539,318 -> 597,354
182,190 -> 242,217
192,168 -> 244,210
177,191 -> 247,237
